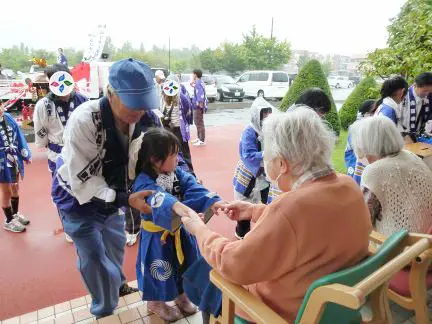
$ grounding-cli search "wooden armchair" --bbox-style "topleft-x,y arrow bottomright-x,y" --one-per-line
209,230 -> 432,324
370,230 -> 432,324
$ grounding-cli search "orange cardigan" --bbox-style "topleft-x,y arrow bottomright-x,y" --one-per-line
195,174 -> 372,322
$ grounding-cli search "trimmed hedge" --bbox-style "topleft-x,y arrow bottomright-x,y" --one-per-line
339,77 -> 379,130
281,60 -> 341,135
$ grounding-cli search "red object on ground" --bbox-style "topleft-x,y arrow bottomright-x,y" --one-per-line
0,125 -> 243,320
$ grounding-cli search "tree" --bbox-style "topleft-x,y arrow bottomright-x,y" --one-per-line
241,26 -> 291,70
280,60 -> 341,135
220,42 -> 246,75
199,48 -> 222,74
171,60 -> 188,73
296,55 -> 310,70
103,36 -> 116,57
321,60 -> 333,77
338,77 -> 379,130
361,0 -> 432,81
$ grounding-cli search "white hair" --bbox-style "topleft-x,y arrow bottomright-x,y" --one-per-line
262,105 -> 336,176
349,116 -> 404,159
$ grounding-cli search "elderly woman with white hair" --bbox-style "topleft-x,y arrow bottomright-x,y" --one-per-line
350,116 -> 432,237
180,106 -> 372,323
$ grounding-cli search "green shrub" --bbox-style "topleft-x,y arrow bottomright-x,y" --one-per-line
281,60 -> 341,135
339,77 -> 379,130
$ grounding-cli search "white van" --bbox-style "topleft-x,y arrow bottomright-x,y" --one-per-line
236,71 -> 289,99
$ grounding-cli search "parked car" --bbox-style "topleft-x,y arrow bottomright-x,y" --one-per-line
179,73 -> 216,102
236,70 -> 289,99
213,75 -> 244,101
328,76 -> 354,89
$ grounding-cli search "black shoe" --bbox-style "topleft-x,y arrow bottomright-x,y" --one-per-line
119,283 -> 139,297
235,220 -> 251,239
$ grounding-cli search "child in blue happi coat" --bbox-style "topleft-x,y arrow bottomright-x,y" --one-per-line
232,97 -> 273,239
345,99 -> 376,185
131,127 -> 224,322
0,105 -> 32,233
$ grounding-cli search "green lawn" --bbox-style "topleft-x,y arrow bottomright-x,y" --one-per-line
332,130 -> 348,173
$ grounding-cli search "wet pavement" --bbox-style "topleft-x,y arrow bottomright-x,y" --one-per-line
205,87 -> 353,127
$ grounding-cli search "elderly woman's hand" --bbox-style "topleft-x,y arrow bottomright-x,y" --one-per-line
181,209 -> 206,236
219,200 -> 254,221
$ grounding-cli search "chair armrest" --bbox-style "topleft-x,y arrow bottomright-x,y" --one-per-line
357,238 -> 430,295
210,271 -> 287,324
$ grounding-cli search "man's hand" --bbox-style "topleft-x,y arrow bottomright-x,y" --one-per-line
128,190 -> 154,214
181,209 -> 206,236
218,200 -> 254,221
25,159 -> 32,165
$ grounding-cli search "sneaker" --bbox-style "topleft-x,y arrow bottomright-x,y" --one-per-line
191,138 -> 199,144
4,219 -> 26,233
126,232 -> 139,246
14,212 -> 30,226
65,233 -> 74,243
119,283 -> 139,297
193,140 -> 206,146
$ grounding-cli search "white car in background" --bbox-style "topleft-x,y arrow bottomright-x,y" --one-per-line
328,76 -> 354,89
180,74 -> 217,102
236,70 -> 289,99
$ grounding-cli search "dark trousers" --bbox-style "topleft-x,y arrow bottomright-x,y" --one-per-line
193,108 -> 205,142
167,126 -> 194,172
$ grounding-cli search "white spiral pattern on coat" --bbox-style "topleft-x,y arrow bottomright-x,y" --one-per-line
150,259 -> 172,281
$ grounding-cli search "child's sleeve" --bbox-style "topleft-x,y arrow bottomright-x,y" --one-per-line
132,174 -> 179,231
240,128 -> 263,176
177,168 -> 221,213
9,114 -> 31,161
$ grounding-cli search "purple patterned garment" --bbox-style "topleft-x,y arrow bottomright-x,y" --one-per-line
192,79 -> 208,112
179,90 -> 192,142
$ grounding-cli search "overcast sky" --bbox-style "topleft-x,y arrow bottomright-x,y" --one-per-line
1,0 -> 406,55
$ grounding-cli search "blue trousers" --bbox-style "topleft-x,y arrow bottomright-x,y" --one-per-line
61,208 -> 127,317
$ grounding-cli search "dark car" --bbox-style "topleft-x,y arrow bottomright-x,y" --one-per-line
214,75 -> 245,102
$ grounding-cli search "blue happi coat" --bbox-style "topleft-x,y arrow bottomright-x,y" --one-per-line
344,134 -> 365,185
0,113 -> 31,182
233,97 -> 273,197
132,167 -> 221,301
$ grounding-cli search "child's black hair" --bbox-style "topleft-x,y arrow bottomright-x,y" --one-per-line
358,99 -> 376,116
136,128 -> 180,179
372,76 -> 408,114
259,107 -> 272,121
415,72 -> 432,88
295,87 -> 331,115
193,69 -> 203,79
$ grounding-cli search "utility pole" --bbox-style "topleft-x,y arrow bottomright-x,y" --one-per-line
270,17 -> 274,40
168,37 -> 171,72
